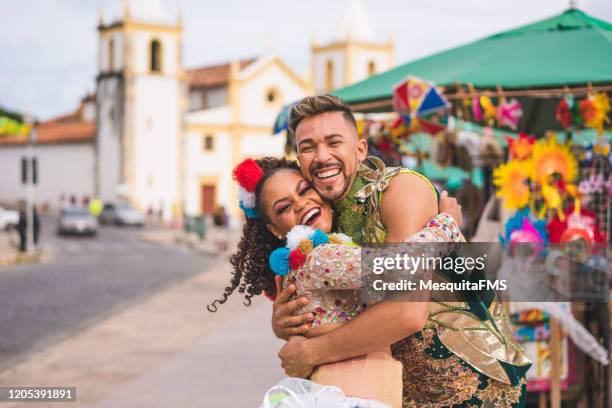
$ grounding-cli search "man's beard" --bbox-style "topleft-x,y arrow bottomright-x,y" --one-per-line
311,166 -> 354,203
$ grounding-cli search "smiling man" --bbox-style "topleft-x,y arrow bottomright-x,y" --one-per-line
272,95 -> 531,407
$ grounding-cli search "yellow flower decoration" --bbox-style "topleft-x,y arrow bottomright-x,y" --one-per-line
531,138 -> 577,184
493,160 -> 531,209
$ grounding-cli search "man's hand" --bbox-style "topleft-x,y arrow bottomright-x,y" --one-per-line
439,190 -> 462,227
278,335 -> 314,378
272,276 -> 314,340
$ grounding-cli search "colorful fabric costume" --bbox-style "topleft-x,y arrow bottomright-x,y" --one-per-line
334,156 -> 531,408
261,215 -> 462,408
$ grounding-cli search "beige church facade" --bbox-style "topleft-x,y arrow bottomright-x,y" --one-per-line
0,0 -> 394,221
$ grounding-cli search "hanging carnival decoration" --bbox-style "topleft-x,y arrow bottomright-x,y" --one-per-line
392,76 -> 450,135
479,95 -> 497,125
530,137 -> 578,221
579,92 -> 610,135
555,95 -> 582,129
546,205 -> 604,245
506,132 -> 536,161
493,160 -> 531,210
497,98 -> 523,130
500,208 -> 549,256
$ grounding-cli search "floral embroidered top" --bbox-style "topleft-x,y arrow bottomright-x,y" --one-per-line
278,213 -> 461,328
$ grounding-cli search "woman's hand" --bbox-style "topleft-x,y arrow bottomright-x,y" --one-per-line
439,190 -> 462,227
272,276 -> 314,340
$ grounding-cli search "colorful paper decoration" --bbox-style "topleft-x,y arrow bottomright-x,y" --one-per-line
479,95 -> 497,123
472,96 -> 483,122
556,99 -> 573,129
547,206 -> 605,244
580,92 -> 610,134
501,209 -> 548,257
506,132 -> 535,161
392,76 -> 449,135
555,95 -> 582,129
493,160 -> 531,209
497,99 -> 523,130
531,137 -> 577,185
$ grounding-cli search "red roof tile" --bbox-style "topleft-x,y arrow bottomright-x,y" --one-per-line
186,58 -> 256,89
0,116 -> 94,146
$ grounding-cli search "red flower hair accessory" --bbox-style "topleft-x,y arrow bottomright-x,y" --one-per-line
233,159 -> 264,192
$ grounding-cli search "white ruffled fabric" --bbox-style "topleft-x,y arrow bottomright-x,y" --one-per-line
259,378 -> 390,408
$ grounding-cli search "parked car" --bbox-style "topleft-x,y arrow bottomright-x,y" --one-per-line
99,203 -> 146,226
57,207 -> 98,236
0,206 -> 19,230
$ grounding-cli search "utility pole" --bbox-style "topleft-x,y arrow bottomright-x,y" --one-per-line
23,115 -> 37,254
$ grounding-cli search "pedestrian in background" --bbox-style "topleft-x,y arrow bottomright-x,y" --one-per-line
212,206 -> 229,251
17,204 -> 40,252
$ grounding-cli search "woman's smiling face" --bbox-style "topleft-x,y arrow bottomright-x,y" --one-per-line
260,169 -> 333,238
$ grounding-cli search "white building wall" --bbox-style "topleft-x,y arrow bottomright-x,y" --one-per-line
0,144 -> 94,209
239,64 -> 307,126
241,133 -> 284,158
131,75 -> 181,217
352,48 -> 391,83
183,130 -> 232,216
312,49 -> 344,93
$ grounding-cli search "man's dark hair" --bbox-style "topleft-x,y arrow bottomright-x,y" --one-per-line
288,94 -> 357,135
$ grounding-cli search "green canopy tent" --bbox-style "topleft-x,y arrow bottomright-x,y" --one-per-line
333,8 -> 612,134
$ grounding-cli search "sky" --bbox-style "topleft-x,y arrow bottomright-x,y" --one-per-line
1,0 -> 611,120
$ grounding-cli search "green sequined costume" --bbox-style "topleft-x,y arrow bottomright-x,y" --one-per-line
334,157 -> 531,408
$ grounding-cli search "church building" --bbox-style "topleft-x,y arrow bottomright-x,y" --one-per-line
0,0 -> 393,221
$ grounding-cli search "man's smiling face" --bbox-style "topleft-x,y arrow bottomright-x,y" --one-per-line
294,111 -> 367,203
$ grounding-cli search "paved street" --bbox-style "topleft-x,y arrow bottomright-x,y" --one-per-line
0,214 -> 214,370
0,242 -> 284,407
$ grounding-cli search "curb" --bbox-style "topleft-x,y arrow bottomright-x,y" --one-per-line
0,251 -> 45,268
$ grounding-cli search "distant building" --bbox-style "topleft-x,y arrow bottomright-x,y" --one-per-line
0,0 -> 393,221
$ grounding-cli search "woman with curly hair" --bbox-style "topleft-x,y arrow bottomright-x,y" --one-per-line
208,156 -> 463,407
207,157 -> 304,312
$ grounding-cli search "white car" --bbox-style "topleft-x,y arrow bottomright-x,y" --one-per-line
100,203 -> 146,226
0,206 -> 19,230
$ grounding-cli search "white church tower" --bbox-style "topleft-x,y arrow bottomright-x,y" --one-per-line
95,0 -> 183,219
311,0 -> 394,94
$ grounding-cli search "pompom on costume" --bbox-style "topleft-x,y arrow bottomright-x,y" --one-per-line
232,159 -> 264,219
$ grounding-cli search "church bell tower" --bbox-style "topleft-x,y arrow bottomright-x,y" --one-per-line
95,0 -> 184,220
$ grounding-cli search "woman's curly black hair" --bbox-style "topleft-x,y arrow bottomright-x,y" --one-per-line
207,157 -> 300,312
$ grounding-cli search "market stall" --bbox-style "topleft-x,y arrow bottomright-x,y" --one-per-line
319,6 -> 612,407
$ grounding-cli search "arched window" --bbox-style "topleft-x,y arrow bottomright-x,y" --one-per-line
150,39 -> 162,73
368,60 -> 376,76
108,39 -> 115,71
325,60 -> 334,92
